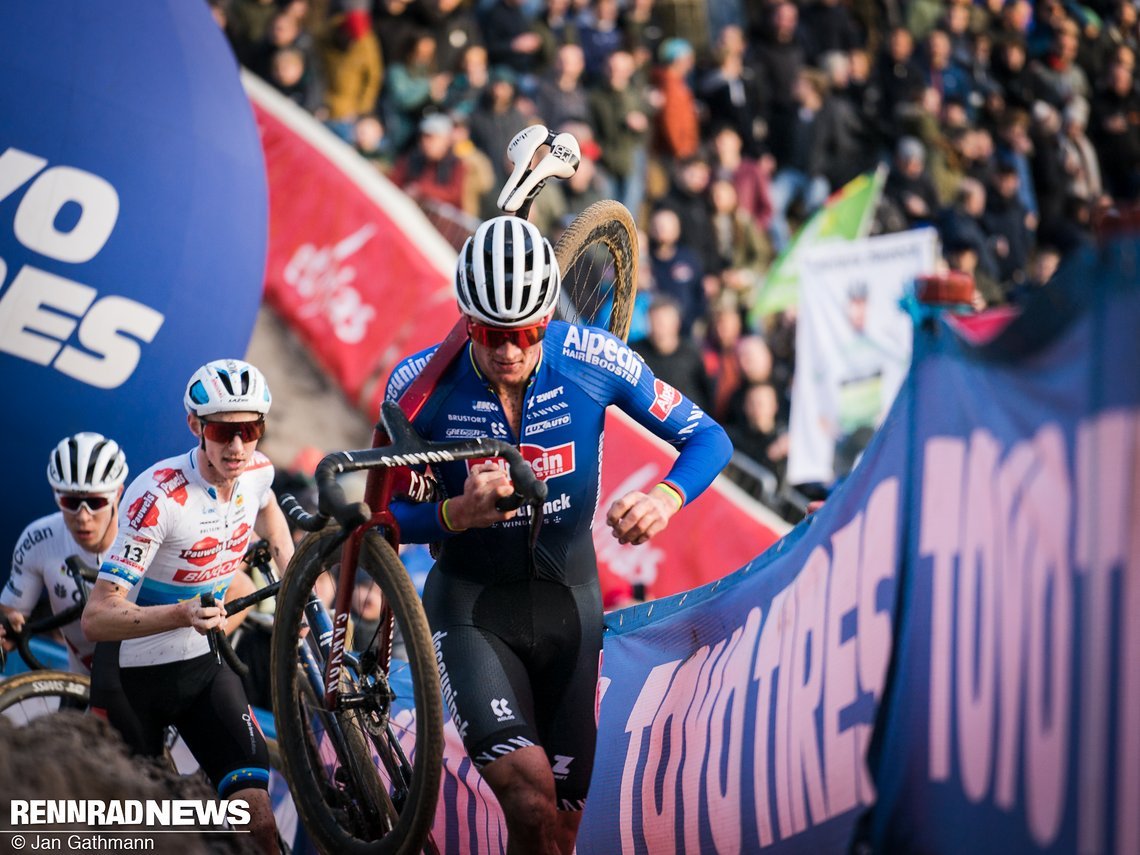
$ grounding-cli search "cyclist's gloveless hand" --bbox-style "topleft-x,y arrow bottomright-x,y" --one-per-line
182,599 -> 225,636
445,462 -> 518,531
0,606 -> 25,652
606,487 -> 680,546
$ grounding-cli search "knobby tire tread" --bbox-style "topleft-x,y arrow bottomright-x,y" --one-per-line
0,669 -> 90,713
271,528 -> 443,855
554,199 -> 639,342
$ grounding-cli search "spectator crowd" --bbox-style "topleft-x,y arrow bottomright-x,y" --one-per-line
211,0 -> 1140,516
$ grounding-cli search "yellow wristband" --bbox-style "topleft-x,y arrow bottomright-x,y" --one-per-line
653,482 -> 684,512
441,499 -> 466,533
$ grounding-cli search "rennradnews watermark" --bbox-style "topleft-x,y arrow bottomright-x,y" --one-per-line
2,799 -> 250,850
8,799 -> 250,827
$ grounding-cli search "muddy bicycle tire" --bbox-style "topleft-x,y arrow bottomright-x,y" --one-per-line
554,199 -> 639,342
271,527 -> 443,855
0,670 -> 90,720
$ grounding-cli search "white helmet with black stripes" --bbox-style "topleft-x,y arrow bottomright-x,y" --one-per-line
456,216 -> 561,328
184,359 -> 272,417
47,432 -> 128,493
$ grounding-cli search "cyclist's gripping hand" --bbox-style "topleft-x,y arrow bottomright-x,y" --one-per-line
443,462 -> 519,531
0,606 -> 25,652
606,487 -> 681,546
181,598 -> 225,636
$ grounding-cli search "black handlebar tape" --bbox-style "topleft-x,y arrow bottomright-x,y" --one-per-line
279,494 -> 329,533
314,457 -> 371,530
493,440 -> 548,511
200,593 -> 221,664
199,592 -> 250,677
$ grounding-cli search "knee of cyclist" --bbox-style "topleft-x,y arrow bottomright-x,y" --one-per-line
247,804 -> 277,839
500,783 -> 557,828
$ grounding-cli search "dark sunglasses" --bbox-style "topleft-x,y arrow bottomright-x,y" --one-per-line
201,418 -> 266,444
467,318 -> 548,350
57,494 -> 113,514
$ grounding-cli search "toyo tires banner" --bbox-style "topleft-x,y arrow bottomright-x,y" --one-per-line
0,1 -> 267,559
578,237 -> 1140,853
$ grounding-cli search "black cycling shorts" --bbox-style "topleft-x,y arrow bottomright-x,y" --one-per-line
422,572 -> 603,811
91,643 -> 270,798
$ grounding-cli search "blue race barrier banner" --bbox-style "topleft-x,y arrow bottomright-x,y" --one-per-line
0,0 -> 267,561
577,235 -> 1139,853
866,240 -> 1140,854
577,390 -> 908,852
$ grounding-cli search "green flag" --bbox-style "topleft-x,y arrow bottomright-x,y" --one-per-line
749,165 -> 887,324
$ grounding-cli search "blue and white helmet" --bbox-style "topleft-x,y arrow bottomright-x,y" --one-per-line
456,216 -> 561,328
184,359 -> 272,417
47,432 -> 128,493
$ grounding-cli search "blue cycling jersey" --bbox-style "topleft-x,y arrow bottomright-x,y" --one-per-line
384,320 -> 733,585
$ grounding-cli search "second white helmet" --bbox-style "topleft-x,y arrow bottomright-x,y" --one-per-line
47,432 -> 128,493
184,359 -> 272,417
456,216 -> 561,328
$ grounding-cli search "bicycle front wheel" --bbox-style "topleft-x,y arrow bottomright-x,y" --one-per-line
0,670 -> 90,723
554,199 -> 639,341
271,527 -> 443,855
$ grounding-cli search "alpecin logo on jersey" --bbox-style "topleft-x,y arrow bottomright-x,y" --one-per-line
153,468 -> 189,505
127,492 -> 161,530
561,327 -> 643,385
649,379 -> 683,421
466,441 -> 576,482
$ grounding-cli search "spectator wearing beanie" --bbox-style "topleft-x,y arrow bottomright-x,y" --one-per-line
653,38 -> 701,161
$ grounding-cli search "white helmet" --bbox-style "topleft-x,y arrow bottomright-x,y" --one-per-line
47,432 -> 128,493
184,359 -> 272,417
456,216 -> 561,328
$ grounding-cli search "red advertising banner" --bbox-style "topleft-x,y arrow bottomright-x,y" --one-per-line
244,74 -> 459,411
595,410 -> 788,599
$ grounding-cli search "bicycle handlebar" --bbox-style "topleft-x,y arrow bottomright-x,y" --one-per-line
0,553 -> 98,671
282,401 -> 549,538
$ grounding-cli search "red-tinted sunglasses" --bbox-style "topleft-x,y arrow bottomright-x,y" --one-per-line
201,418 -> 266,444
467,318 -> 549,349
57,494 -> 113,514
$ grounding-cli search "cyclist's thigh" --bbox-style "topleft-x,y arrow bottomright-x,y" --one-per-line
91,641 -> 165,757
429,621 -> 542,768
533,580 -> 604,811
174,661 -> 270,798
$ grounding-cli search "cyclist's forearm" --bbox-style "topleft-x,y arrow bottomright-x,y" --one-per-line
81,592 -> 189,642
391,500 -> 454,543
662,425 -> 734,506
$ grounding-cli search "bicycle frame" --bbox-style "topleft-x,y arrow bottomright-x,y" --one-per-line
321,319 -> 469,710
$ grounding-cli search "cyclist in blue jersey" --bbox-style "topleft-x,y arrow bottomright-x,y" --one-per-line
82,359 -> 294,855
385,216 -> 733,854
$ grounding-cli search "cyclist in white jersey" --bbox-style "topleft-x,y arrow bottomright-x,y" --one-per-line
1,433 -> 128,674
83,359 -> 294,855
